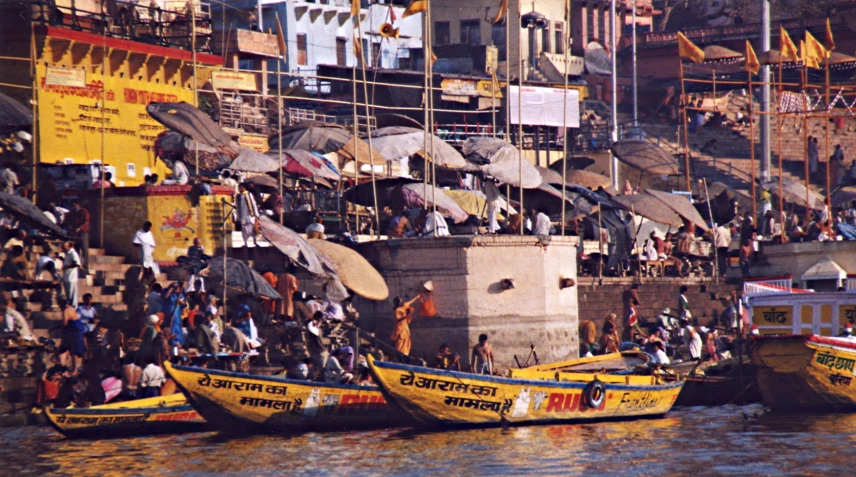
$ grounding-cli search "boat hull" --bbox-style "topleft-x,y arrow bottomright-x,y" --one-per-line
751,335 -> 856,412
165,362 -> 407,432
45,393 -> 207,439
367,356 -> 683,427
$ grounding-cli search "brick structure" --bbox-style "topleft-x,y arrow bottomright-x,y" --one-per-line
576,277 -> 740,341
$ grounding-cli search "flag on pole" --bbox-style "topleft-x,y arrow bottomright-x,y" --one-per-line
745,40 -> 760,75
354,30 -> 364,66
825,18 -> 835,53
779,26 -> 798,63
677,32 -> 704,63
403,0 -> 426,18
351,0 -> 360,18
274,12 -> 287,60
388,3 -> 397,23
805,30 -> 828,61
800,39 -> 819,69
492,0 -> 508,25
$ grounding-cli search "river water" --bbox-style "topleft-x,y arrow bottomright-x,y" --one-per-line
1,404 -> 853,477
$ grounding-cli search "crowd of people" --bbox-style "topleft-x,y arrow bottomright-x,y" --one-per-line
579,284 -> 755,369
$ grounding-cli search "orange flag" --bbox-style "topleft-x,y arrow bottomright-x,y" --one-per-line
492,0 -> 508,24
745,40 -> 760,75
779,26 -> 798,63
274,12 -> 287,60
677,32 -> 704,63
388,3 -> 397,23
402,0 -> 427,18
350,0 -> 360,18
800,39 -> 819,69
825,18 -> 835,53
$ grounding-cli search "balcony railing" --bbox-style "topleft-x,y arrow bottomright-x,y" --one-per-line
29,0 -> 213,52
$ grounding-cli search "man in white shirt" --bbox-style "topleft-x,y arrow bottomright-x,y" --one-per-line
35,253 -> 60,281
61,241 -> 80,307
162,160 -> 189,185
234,183 -> 260,247
652,341 -> 670,366
713,223 -> 731,276
2,292 -> 32,341
531,209 -> 551,236
140,359 -> 166,398
76,293 -> 98,332
133,221 -> 160,276
484,179 -> 501,234
421,210 -> 450,237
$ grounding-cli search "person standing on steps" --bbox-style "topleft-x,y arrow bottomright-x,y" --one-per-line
67,200 -> 90,273
61,241 -> 81,308
133,221 -> 160,281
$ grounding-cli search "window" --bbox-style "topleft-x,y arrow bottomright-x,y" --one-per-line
372,42 -> 381,67
336,37 -> 346,66
541,23 -> 551,54
434,21 -> 450,45
554,22 -> 564,54
491,21 -> 506,61
297,34 -> 308,65
460,19 -> 480,45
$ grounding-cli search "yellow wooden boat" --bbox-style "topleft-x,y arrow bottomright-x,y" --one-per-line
45,393 -> 206,439
751,334 -> 856,411
367,353 -> 683,427
165,362 -> 407,432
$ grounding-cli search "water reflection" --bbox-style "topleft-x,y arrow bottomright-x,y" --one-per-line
3,405 -> 856,476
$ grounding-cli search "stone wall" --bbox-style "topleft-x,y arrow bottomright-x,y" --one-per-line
315,235 -> 583,369
754,241 -> 856,287
576,277 -> 740,340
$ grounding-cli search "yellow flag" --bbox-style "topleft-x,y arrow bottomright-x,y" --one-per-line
677,32 -> 704,63
354,30 -> 364,66
779,26 -> 798,63
805,30 -> 828,62
825,18 -> 835,53
800,40 -> 819,69
745,40 -> 760,75
492,0 -> 508,24
351,0 -> 360,18
274,12 -> 287,60
402,0 -> 427,18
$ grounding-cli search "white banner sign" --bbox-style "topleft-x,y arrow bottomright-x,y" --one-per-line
44,66 -> 86,88
509,86 -> 580,128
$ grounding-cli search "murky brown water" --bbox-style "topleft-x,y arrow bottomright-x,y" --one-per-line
1,404 -> 853,477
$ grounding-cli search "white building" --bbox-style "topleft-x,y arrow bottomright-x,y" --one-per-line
260,0 -> 423,88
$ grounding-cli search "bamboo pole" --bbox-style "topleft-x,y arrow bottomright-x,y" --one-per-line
100,11 -> 107,251
560,0 -> 569,237
356,15 -> 380,238
517,8 -> 524,235
352,49 -> 361,235
428,3 -> 437,236
277,50 -> 284,225
422,4 -> 429,213
29,24 -> 38,206
679,60 -> 691,192
824,53 -> 831,209
777,66 -> 784,228
192,0 -> 199,176
748,71 -> 757,222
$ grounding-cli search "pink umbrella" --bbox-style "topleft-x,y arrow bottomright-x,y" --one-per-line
277,149 -> 340,181
102,376 -> 123,403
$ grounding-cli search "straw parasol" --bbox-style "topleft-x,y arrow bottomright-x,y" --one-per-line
0,193 -> 69,239
763,179 -> 825,210
536,166 -> 564,186
548,156 -> 596,172
343,179 -> 469,223
338,135 -> 386,165
270,121 -> 350,154
702,45 -> 742,61
308,239 -> 389,301
0,92 -> 32,136
508,183 -> 576,216
612,140 -> 681,176
257,216 -> 333,276
645,189 -> 709,231
612,193 -> 684,227
563,169 -> 612,189
370,126 -> 467,169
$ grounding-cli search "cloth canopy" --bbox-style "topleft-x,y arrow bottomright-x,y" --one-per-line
146,102 -> 233,150
343,178 -> 468,224
0,92 -> 32,136
270,122 -> 351,154
370,126 -> 467,169
206,256 -> 281,299
278,149 -> 340,181
230,148 -> 281,173
763,179 -> 825,210
461,137 -> 542,188
563,169 -> 612,189
612,193 -> 684,227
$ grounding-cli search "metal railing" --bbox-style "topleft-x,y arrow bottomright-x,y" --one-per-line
29,0 -> 213,52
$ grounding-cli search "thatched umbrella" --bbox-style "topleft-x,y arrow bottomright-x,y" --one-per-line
702,45 -> 742,62
308,239 -> 389,301
206,257 -> 281,299
645,189 -> 709,231
0,193 -> 69,239
146,102 -> 234,150
612,193 -> 684,227
612,140 -> 681,176
0,92 -> 32,136
229,148 -> 280,173
563,169 -> 612,189
270,121 -> 350,154
461,137 -> 542,188
343,179 -> 468,223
